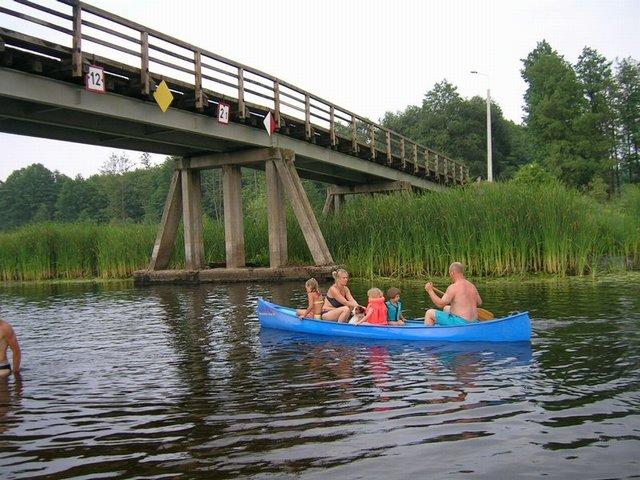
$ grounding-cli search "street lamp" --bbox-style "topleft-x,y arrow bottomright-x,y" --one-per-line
470,71 -> 493,182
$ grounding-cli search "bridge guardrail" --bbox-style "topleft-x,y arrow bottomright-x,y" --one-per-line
1,0 -> 470,185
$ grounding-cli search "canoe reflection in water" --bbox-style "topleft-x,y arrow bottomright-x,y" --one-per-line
258,329 -> 533,412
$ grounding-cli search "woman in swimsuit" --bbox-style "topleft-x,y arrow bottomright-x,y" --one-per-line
322,269 -> 359,322
297,278 -> 325,320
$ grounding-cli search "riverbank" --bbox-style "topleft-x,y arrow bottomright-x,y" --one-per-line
0,182 -> 638,281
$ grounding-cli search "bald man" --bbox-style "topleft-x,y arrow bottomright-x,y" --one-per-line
424,262 -> 482,326
0,319 -> 21,377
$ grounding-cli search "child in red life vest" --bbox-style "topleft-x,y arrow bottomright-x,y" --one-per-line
351,288 -> 389,325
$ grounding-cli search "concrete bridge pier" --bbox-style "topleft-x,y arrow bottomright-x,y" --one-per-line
322,181 -> 413,215
135,147 -> 335,284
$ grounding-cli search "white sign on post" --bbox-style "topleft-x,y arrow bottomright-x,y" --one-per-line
86,65 -> 105,93
217,102 -> 230,124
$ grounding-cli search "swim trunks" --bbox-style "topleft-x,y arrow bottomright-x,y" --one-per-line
0,362 -> 10,372
435,310 -> 477,326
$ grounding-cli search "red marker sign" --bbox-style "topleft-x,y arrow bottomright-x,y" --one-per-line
263,111 -> 276,136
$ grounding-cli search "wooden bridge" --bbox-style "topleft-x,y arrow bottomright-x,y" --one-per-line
0,0 -> 471,283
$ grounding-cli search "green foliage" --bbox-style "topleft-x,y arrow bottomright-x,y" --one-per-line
381,80 -> 529,180
1,183 -> 638,281
512,162 -> 558,186
585,176 -> 609,203
0,164 -> 68,229
614,58 -> 640,183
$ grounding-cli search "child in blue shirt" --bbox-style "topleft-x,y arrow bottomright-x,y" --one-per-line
385,287 -> 406,326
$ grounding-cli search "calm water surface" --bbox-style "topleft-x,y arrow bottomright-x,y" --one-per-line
0,278 -> 639,479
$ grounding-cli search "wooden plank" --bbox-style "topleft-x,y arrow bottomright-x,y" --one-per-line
194,48 -> 204,111
328,181 -> 411,195
274,151 -> 332,265
386,131 -> 392,164
140,31 -> 149,96
305,93 -> 311,140
400,138 -> 406,170
265,160 -> 287,267
274,80 -> 281,128
333,194 -> 343,215
351,115 -> 358,153
237,66 -> 246,119
322,192 -> 334,215
183,148 -> 274,170
370,126 -> 376,159
329,105 -> 336,147
222,164 -> 246,268
181,166 -> 205,269
413,143 -> 418,173
71,1 -> 82,77
149,169 -> 182,270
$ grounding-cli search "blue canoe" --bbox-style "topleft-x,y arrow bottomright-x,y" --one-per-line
257,298 -> 531,342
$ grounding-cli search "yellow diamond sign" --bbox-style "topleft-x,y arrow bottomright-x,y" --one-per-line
153,80 -> 173,112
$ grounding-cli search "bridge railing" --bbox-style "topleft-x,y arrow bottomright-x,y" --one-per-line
0,0 -> 470,184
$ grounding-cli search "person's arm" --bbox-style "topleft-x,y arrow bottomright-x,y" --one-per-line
6,326 -> 20,373
358,306 -> 373,325
329,286 -> 359,308
425,283 -> 453,309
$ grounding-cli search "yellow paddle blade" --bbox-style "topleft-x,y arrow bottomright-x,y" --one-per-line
478,308 -> 495,321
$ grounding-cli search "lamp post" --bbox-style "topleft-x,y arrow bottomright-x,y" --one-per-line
470,71 -> 493,182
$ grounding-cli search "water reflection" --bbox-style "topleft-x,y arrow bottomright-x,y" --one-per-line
0,278 -> 638,479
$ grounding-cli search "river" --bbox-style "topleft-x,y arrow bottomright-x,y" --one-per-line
0,278 -> 639,479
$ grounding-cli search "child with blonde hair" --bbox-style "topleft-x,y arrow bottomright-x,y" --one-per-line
350,287 -> 389,326
297,278 -> 324,320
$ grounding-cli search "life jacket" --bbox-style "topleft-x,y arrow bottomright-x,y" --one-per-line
366,297 -> 388,325
385,300 -> 403,321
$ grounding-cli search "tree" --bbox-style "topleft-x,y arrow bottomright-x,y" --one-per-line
521,40 -> 593,186
381,80 -> 526,179
614,57 -> 640,184
575,47 -> 617,192
0,164 -> 67,230
55,175 -> 106,222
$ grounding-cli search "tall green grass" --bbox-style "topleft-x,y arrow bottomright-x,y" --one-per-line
0,183 -> 638,281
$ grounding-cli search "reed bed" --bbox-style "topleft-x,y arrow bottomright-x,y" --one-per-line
0,183 -> 638,281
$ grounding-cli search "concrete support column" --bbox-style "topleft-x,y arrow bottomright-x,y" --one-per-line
181,167 -> 205,270
333,194 -> 344,215
265,159 -> 287,267
149,170 -> 182,270
222,164 -> 246,268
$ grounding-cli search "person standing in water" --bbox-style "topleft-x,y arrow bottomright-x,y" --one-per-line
0,318 -> 21,377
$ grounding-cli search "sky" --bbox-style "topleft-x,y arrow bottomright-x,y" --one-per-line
1,0 -> 638,181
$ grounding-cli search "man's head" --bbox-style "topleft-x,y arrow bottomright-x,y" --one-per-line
449,262 -> 465,279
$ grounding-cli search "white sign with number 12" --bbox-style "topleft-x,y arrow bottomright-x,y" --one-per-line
86,65 -> 105,93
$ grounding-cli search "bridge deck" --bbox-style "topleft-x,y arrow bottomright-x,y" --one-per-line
0,0 -> 469,188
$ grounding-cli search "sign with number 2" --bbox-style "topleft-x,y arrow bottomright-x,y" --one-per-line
217,102 -> 230,124
86,65 -> 105,93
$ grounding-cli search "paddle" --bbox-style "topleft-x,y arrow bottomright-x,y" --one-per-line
431,286 -> 495,322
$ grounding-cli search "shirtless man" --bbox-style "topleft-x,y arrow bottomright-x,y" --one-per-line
0,319 -> 21,377
424,262 -> 482,326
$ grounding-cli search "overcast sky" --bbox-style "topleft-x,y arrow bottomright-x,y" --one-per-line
1,0 -> 638,181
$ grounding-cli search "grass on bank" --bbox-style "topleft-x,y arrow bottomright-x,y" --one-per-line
0,182 -> 638,281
